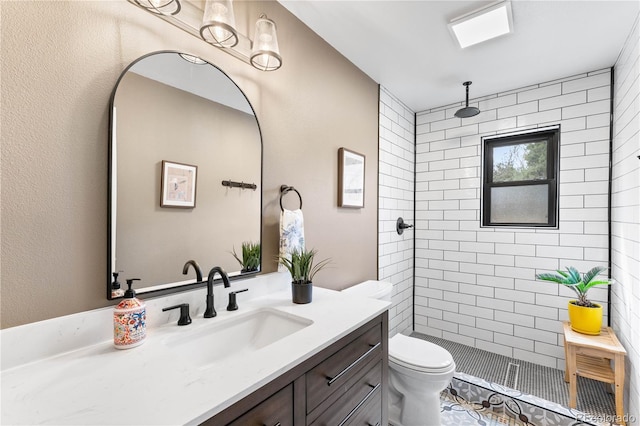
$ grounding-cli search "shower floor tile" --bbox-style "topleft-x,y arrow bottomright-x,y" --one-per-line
413,331 -> 617,421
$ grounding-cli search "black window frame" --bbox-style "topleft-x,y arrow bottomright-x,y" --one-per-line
481,126 -> 560,228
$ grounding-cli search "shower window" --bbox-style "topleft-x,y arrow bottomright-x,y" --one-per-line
481,127 -> 559,228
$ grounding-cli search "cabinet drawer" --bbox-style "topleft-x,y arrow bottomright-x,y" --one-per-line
343,381 -> 382,426
228,384 -> 293,426
306,322 -> 382,413
309,359 -> 382,426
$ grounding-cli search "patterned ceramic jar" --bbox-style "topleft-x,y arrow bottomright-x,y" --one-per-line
113,279 -> 146,349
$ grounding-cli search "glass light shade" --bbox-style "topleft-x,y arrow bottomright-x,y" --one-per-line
250,15 -> 282,71
200,0 -> 238,48
133,0 -> 181,15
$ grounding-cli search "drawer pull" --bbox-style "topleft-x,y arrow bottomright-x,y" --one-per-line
337,383 -> 381,426
327,342 -> 381,386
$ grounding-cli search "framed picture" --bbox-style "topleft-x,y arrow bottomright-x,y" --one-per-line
338,147 -> 365,208
160,160 -> 197,208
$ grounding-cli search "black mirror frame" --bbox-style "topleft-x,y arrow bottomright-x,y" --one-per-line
107,50 -> 263,300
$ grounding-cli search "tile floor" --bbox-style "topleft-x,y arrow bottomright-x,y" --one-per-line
400,332 -> 622,426
412,332 -> 617,421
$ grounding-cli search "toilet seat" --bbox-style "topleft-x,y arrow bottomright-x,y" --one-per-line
389,334 -> 454,374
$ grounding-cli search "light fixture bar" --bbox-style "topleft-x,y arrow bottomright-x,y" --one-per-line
449,0 -> 513,48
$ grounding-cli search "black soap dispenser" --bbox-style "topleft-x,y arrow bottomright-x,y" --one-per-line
111,271 -> 124,298
113,278 -> 146,349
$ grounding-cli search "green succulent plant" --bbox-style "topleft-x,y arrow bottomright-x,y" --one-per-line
535,266 -> 610,308
278,248 -> 331,285
231,242 -> 261,272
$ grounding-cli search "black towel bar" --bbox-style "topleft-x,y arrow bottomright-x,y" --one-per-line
280,185 -> 302,212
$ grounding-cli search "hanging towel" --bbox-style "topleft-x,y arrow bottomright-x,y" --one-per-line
279,208 -> 305,272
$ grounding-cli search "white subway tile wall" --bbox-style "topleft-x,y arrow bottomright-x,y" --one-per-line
414,70 -> 612,370
611,14 -> 640,424
379,86 -> 415,337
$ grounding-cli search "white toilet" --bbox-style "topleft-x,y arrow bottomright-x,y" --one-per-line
342,280 -> 456,426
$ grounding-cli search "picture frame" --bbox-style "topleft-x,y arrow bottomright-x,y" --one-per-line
160,160 -> 197,208
338,147 -> 365,208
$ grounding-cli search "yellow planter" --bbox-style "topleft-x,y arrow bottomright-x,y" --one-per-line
567,301 -> 603,335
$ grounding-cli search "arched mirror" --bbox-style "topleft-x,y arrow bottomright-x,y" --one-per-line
108,51 -> 262,299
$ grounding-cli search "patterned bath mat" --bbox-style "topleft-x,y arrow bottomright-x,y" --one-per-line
442,390 -> 521,425
443,372 -> 608,426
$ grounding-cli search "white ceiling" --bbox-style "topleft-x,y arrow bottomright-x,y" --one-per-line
278,0 -> 640,112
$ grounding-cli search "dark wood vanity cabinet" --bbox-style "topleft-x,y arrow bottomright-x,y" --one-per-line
204,311 -> 388,426
227,384 -> 294,426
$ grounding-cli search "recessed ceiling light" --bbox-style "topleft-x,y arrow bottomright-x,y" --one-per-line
448,0 -> 513,49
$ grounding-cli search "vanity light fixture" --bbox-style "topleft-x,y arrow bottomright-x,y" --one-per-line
448,0 -> 513,48
132,0 -> 181,16
128,0 -> 282,71
250,15 -> 282,72
200,0 -> 239,48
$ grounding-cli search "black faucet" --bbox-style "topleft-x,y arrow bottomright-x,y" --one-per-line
227,289 -> 248,311
182,260 -> 203,282
204,266 -> 230,318
162,303 -> 192,326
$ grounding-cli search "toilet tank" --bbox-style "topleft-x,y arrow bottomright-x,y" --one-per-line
342,280 -> 393,302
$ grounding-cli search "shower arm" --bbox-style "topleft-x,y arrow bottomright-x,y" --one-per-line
464,81 -> 471,106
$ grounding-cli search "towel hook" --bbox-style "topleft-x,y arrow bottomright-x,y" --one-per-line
280,185 -> 302,212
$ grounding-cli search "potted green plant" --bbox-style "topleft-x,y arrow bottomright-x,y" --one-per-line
278,248 -> 331,304
535,266 -> 610,335
231,242 -> 261,273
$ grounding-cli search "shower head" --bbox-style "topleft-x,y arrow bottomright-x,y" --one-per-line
454,81 -> 480,118
455,105 -> 481,118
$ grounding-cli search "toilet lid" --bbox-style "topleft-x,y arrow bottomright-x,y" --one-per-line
389,334 -> 454,373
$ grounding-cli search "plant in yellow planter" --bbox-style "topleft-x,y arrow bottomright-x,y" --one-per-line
536,266 -> 610,335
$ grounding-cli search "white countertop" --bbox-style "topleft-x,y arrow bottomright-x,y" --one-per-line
1,280 -> 388,425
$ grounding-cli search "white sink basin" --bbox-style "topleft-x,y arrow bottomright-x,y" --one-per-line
162,308 -> 313,369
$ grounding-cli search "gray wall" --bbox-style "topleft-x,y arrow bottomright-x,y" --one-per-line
1,1 -> 379,328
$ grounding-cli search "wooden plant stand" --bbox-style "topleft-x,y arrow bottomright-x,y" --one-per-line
562,321 -> 627,425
